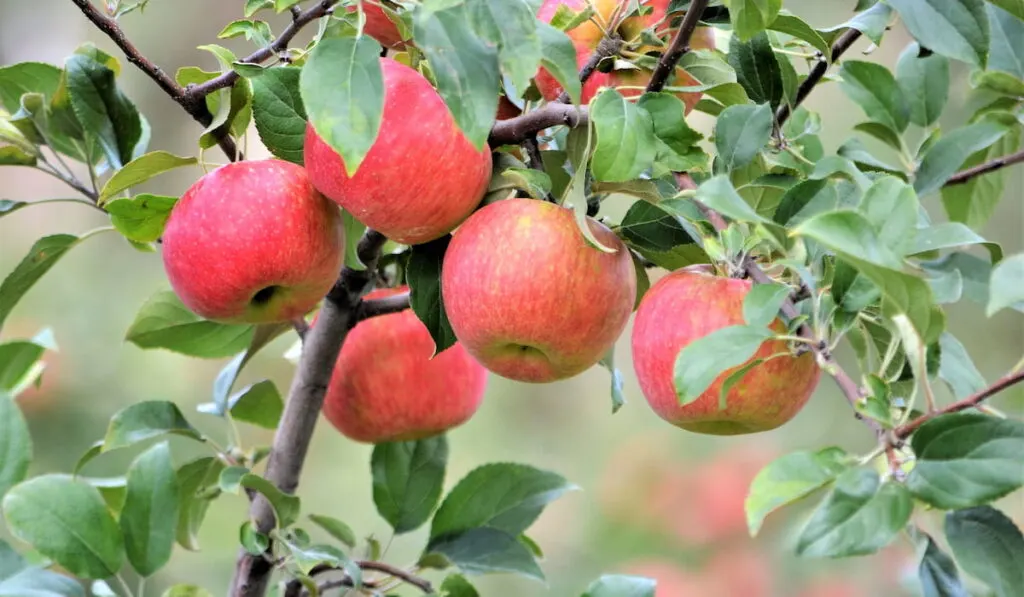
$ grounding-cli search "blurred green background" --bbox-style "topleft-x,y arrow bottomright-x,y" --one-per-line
1,1 -> 1021,596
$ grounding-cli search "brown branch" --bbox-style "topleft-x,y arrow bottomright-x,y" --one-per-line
230,230 -> 388,597
284,561 -> 432,596
894,369 -> 1024,440
555,35 -> 624,104
489,102 -> 587,146
775,27 -> 862,127
645,0 -> 709,93
184,0 -> 340,101
944,148 -> 1024,186
354,290 -> 410,321
69,0 -> 240,160
356,561 -> 433,593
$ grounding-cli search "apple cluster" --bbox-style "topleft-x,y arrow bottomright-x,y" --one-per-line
158,0 -> 819,447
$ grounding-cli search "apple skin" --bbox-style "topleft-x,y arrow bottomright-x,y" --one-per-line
321,286 -> 487,443
631,265 -> 821,434
347,2 -> 406,49
304,58 -> 492,246
441,198 -> 636,383
161,159 -> 344,324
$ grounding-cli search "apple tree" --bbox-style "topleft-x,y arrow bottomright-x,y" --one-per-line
1,0 -> 1023,596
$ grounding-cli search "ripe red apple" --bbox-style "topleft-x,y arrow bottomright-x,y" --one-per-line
347,1 -> 406,49
631,265 -> 821,434
535,0 -> 715,110
441,198 -> 636,383
304,58 -> 492,246
161,160 -> 344,324
321,286 -> 488,443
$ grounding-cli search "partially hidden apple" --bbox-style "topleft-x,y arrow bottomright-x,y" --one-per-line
631,265 -> 820,434
441,198 -> 636,383
321,286 -> 488,443
161,159 -> 344,324
304,58 -> 492,246
346,1 -> 406,49
535,0 -> 715,111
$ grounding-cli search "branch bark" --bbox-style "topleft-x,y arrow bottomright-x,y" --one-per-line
229,230 -> 388,597
489,102 -> 587,146
283,561 -> 432,596
893,369 -> 1024,440
775,28 -> 863,127
645,0 -> 709,93
944,148 -> 1024,186
555,35 -> 624,104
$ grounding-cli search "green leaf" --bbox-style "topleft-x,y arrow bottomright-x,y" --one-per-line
618,201 -> 693,250
909,223 -> 999,262
0,62 -> 62,113
496,168 -> 552,201
796,468 -> 913,557
742,283 -> 791,328
854,121 -> 905,153
0,146 -> 35,166
988,3 -> 1024,79
745,447 -> 850,537
987,253 -> 1024,316
636,93 -> 707,174
769,11 -> 831,60
820,2 -> 893,46
239,474 -> 300,528
915,529 -> 969,597
430,463 -> 574,541
896,43 -> 950,128
0,234 -> 81,334
937,332 -> 987,400
251,67 -> 306,165
916,119 -> 1009,196
0,540 -> 85,597
582,574 -> 656,597
426,526 -> 543,580
65,54 -> 141,169
942,126 -> 1020,229
467,0 -> 541,96
218,19 -> 273,45
209,323 -> 289,416
906,413 -> 1024,509
0,394 -> 31,499
104,401 -> 204,452
0,331 -> 52,395
2,475 -> 124,579
714,103 -> 773,172
945,506 -> 1024,597
98,151 -> 196,204
121,442 -> 179,577
440,573 -> 480,597
537,22 -> 581,105
565,125 -> 617,253
673,324 -> 773,406
839,60 -> 909,134
988,0 -> 1024,20
728,0 -> 782,41
886,0 -> 989,67
599,348 -> 626,414
106,194 -> 177,243
300,36 -> 383,177
414,3 -> 499,150
590,89 -> 657,182
244,0 -> 273,17
859,175 -> 919,257
125,291 -> 255,358
161,585 -> 213,597
216,380 -> 282,429
0,200 -> 27,219
175,457 -> 225,551
727,32 -> 783,109
239,521 -> 268,556
408,235 -> 457,355
697,175 -> 769,224
372,436 -> 448,534
308,514 -> 356,549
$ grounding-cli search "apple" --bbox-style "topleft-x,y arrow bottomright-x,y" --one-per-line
347,1 -> 406,49
161,159 -> 344,324
496,94 -> 523,120
535,0 -> 715,110
631,265 -> 821,434
304,58 -> 492,246
321,286 -> 488,443
441,198 -> 636,383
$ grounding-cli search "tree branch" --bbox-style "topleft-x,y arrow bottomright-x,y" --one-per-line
354,290 -> 410,321
184,0 -> 341,101
555,35 -> 624,104
229,230 -> 388,597
893,369 -> 1024,440
645,0 -> 709,93
775,27 -> 862,127
69,0 -> 240,160
944,148 -> 1024,186
489,102 -> 587,146
284,561 -> 432,596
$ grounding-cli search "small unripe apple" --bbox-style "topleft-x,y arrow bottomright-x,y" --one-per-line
321,286 -> 488,443
441,198 -> 636,383
347,1 -> 406,49
161,160 -> 344,324
631,265 -> 820,434
304,58 -> 492,246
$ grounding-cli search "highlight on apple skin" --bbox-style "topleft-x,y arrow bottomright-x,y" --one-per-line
441,198 -> 636,383
631,265 -> 821,435
161,159 -> 344,325
321,286 -> 488,444
304,58 -> 492,246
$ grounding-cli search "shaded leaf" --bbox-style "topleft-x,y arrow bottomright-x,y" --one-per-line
590,89 -> 657,182
945,506 -> 1024,597
98,151 -> 195,203
714,103 -> 773,171
886,0 -> 989,67
673,324 -> 773,406
252,67 -> 306,165
372,436 -> 448,534
106,194 -> 176,243
121,442 -> 179,576
745,447 -> 850,536
0,234 -> 80,334
987,253 -> 1024,317
0,394 -> 31,499
408,235 -> 457,355
104,401 -> 204,452
125,291 -> 255,358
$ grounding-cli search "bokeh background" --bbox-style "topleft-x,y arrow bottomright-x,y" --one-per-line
1,1 -> 1022,596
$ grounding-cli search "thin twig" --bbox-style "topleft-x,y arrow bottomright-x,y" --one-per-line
555,35 -> 624,104
944,148 -> 1024,186
354,290 -> 411,321
645,0 -> 709,93
894,369 -> 1024,440
356,561 -> 432,593
775,28 -> 862,126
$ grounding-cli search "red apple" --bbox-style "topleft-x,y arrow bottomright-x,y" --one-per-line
161,160 -> 344,324
496,94 -> 523,120
631,265 -> 821,434
347,1 -> 406,49
441,198 -> 636,383
321,286 -> 488,443
304,58 -> 492,246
